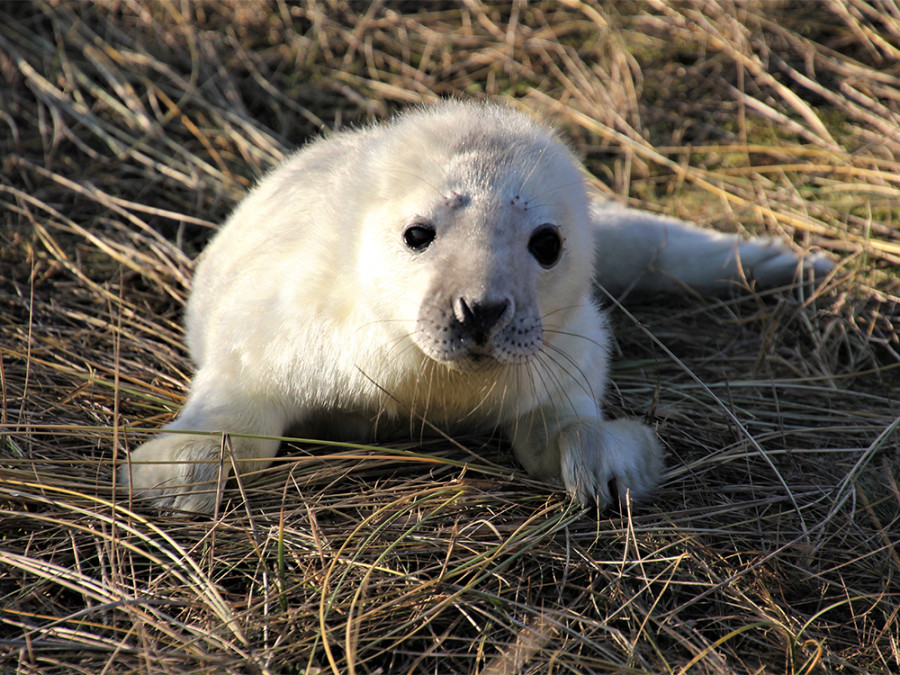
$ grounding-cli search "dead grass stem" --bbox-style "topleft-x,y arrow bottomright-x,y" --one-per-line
2,1 -> 898,672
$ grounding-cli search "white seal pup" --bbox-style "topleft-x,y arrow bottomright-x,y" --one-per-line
120,101 -> 831,513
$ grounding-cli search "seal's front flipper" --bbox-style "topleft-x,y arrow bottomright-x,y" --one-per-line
506,401 -> 663,509
120,377 -> 287,514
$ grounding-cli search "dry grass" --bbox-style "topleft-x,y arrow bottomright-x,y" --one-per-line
2,0 -> 899,672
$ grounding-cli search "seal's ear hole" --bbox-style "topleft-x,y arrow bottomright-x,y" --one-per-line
403,222 -> 436,252
528,224 -> 562,268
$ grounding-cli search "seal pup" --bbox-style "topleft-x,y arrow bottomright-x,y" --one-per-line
120,101 -> 831,513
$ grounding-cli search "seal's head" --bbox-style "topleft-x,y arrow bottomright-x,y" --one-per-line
356,102 -> 595,372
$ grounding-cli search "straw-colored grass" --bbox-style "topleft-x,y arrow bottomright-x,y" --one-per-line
2,1 -> 899,672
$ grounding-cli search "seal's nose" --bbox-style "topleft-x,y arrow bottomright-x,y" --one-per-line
456,297 -> 511,346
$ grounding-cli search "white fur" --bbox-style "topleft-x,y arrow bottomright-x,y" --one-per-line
120,101 -> 830,513
591,204 -> 832,296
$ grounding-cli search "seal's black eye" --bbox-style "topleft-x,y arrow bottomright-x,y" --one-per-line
528,224 -> 562,267
403,223 -> 436,251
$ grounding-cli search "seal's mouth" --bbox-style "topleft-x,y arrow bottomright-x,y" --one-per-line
417,344 -> 494,370
412,316 -> 542,368
463,341 -> 495,358
425,346 -> 527,374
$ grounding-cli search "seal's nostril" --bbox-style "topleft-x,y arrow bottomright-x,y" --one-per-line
458,298 -> 511,345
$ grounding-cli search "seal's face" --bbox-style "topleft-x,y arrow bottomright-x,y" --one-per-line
402,191 -> 560,367
357,105 -> 595,372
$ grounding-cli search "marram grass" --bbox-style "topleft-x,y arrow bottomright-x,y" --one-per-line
2,1 -> 898,672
